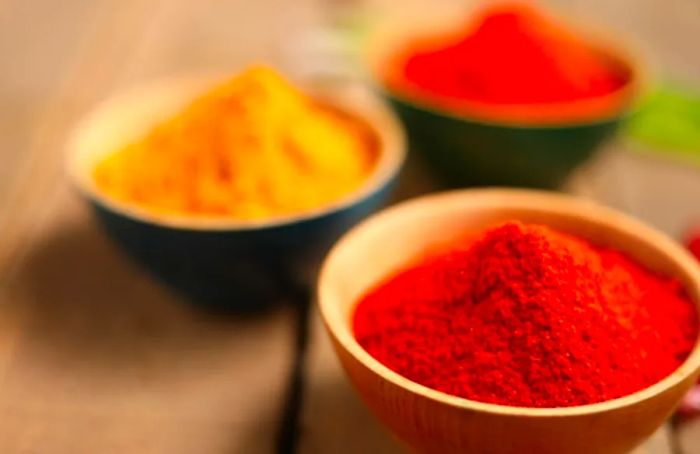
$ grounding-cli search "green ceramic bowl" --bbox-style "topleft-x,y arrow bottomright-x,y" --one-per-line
366,12 -> 642,188
385,94 -> 626,188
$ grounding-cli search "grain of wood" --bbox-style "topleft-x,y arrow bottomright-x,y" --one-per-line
0,0 -> 162,276
0,189 -> 295,454
679,418 -> 700,454
0,0 -> 100,215
0,1 -> 319,452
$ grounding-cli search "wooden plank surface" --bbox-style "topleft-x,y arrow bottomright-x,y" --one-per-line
0,0 -> 162,272
0,189 -> 296,453
0,0 -> 319,452
679,418 -> 700,454
0,0 -> 698,452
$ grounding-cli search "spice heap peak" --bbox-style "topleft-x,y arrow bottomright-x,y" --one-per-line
385,2 -> 630,114
354,221 -> 698,407
94,66 -> 378,220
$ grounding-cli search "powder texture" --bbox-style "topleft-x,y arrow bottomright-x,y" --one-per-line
385,3 -> 628,116
353,222 -> 698,407
94,66 -> 378,219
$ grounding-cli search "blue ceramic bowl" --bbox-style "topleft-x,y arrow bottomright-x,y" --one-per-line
67,76 -> 406,312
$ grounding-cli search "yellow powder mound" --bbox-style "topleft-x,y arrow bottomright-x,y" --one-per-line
93,66 -> 378,220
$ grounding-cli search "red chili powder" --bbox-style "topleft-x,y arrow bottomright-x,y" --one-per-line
388,3 -> 628,107
353,222 -> 698,408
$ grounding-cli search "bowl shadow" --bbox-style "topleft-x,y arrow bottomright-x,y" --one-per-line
299,371 -> 405,453
8,218 -> 291,376
0,217 -> 299,452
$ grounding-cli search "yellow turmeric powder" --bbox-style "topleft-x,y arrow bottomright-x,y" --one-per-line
93,66 -> 378,220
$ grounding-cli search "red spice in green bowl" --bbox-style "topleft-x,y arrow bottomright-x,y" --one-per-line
366,2 -> 642,188
319,189 -> 700,454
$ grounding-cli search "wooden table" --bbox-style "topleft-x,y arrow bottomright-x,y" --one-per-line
0,0 -> 698,452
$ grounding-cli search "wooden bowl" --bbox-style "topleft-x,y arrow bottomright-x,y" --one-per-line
66,75 -> 406,312
318,189 -> 700,454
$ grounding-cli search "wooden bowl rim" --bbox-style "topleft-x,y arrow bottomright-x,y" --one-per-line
363,8 -> 648,128
318,188 -> 700,417
65,73 -> 406,231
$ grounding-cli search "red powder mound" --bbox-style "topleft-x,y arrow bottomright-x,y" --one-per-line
394,3 -> 628,105
353,222 -> 698,408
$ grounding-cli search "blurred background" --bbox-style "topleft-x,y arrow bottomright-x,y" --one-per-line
2,0 -> 700,235
0,0 -> 699,453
